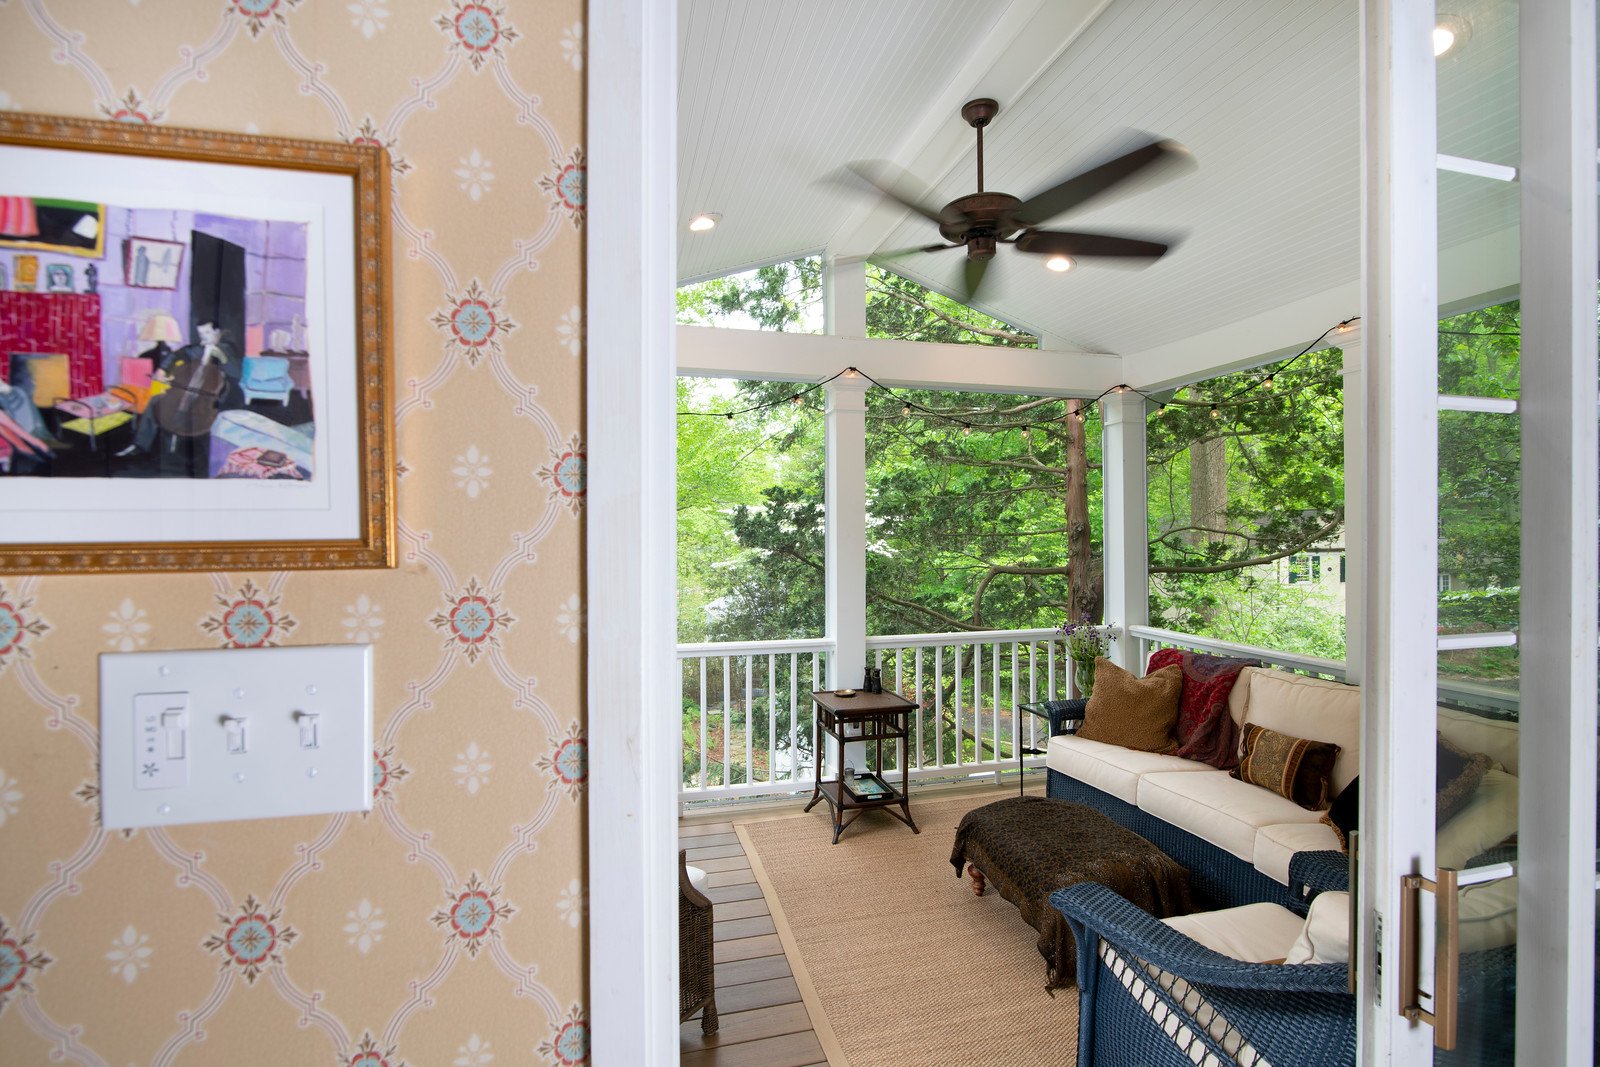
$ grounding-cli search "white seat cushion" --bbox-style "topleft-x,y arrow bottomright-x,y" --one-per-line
1163,902 -> 1305,963
1046,735 -> 1212,804
686,865 -> 709,894
1139,771 -> 1325,862
1253,821 -> 1343,886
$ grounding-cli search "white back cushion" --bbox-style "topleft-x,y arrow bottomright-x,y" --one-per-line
1437,706 -> 1520,774
1240,669 -> 1362,793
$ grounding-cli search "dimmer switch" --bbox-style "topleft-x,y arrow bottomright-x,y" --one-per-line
101,645 -> 372,829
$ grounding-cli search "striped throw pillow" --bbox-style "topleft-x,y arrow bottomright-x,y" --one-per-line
1230,723 -> 1341,810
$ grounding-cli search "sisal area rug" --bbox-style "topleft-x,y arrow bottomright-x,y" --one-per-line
736,790 -> 1080,1067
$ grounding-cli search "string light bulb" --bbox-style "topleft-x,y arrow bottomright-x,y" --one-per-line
902,404 -> 911,416
1073,408 -> 1086,423
1262,375 -> 1275,390
1210,405 -> 1221,419
725,412 -> 734,420
1021,427 -> 1031,440
962,424 -> 972,436
791,394 -> 803,405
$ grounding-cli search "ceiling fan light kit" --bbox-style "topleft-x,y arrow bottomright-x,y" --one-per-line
848,98 -> 1195,303
688,212 -> 720,232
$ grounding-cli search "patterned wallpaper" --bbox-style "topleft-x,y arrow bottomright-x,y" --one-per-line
0,2 -> 589,1064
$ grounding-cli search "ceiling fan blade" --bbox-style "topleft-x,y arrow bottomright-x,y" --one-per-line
874,242 -> 965,260
1009,140 -> 1194,228
838,160 -> 968,227
960,256 -> 990,305
1015,230 -> 1170,260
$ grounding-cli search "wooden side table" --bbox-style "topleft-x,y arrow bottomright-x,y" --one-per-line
803,689 -> 920,844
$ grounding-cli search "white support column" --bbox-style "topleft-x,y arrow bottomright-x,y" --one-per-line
1517,3 -> 1598,1062
824,257 -> 867,338
1359,0 -> 1439,1062
586,0 -> 678,1062
825,373 -> 870,773
1341,329 -> 1364,684
1100,390 -> 1148,671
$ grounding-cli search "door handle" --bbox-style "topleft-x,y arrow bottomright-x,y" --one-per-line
1398,867 -> 1459,1050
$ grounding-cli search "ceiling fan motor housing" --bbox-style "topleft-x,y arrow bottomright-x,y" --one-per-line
938,191 -> 1022,247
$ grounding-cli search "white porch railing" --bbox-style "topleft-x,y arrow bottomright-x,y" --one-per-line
677,628 -> 1074,801
676,624 -> 1520,803
1126,625 -> 1520,716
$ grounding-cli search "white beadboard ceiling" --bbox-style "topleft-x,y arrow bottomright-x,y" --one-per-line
678,0 -> 1519,355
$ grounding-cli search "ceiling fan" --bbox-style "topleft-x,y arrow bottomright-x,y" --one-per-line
844,98 -> 1194,304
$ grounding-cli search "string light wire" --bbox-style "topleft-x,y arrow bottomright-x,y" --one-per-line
676,316 -> 1361,433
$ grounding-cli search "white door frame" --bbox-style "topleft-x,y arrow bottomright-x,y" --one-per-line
1358,0 -> 1441,1059
586,1 -> 681,1064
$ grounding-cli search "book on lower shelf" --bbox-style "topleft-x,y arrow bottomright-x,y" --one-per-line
844,771 -> 893,801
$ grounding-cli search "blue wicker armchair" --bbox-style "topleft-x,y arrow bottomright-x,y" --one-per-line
1052,882 -> 1355,1067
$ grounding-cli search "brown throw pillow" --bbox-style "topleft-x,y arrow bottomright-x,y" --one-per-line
1436,734 -> 1493,825
1075,658 -> 1183,753
1231,723 -> 1341,810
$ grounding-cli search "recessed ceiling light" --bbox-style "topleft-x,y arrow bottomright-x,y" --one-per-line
1434,15 -> 1470,57
1045,255 -> 1075,272
688,213 -> 720,232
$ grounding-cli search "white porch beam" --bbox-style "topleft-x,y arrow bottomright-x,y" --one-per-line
1516,2 -> 1598,1062
1123,226 -> 1519,392
826,0 -> 1114,261
677,324 -> 1121,395
1100,390 -> 1149,671
824,257 -> 867,338
1358,0 -> 1438,1061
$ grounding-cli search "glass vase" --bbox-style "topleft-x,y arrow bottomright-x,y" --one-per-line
1074,657 -> 1097,701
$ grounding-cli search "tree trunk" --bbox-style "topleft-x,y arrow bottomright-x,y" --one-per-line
1064,412 -> 1101,621
1189,436 -> 1228,546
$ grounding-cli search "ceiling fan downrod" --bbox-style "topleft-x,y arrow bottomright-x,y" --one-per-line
962,98 -> 999,194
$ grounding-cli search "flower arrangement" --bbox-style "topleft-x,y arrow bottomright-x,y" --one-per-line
1058,614 -> 1116,662
1058,615 -> 1116,700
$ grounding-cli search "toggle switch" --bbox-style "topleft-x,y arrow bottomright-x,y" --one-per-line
224,715 -> 249,755
296,711 -> 320,750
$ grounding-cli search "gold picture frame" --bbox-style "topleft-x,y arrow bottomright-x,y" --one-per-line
0,113 -> 394,574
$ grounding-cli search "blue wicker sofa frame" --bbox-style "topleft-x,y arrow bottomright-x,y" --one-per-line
1053,882 -> 1356,1067
1037,698 -> 1347,914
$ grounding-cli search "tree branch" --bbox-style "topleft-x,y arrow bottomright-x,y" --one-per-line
1149,511 -> 1344,575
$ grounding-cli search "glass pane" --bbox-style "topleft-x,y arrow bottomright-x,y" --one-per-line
1146,346 -> 1346,659
675,376 -> 825,642
1436,0 -> 1518,166
1435,668 -> 1520,1065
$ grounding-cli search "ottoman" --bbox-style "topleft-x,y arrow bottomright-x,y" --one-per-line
949,795 -> 1193,989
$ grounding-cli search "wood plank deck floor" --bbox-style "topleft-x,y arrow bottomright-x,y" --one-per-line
679,818 -> 828,1067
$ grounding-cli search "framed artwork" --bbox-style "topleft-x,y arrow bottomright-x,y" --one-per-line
0,113 -> 395,573
123,235 -> 184,289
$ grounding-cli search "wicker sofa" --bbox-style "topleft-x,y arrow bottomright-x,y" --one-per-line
1044,663 -> 1524,1066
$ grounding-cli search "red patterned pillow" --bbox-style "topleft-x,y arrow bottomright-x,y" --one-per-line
1145,648 -> 1253,770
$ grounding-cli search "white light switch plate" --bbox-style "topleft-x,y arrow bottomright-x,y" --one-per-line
100,645 -> 372,830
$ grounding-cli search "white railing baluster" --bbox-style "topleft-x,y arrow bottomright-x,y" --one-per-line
992,640 -> 1001,773
954,645 -> 965,768
1047,642 -> 1056,701
767,654 -> 777,785
788,652 -> 798,782
935,645 -> 945,769
698,657 -> 708,791
1010,641 -> 1020,774
972,642 -> 982,767
914,647 -> 924,770
744,654 -> 754,785
722,656 -> 732,788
